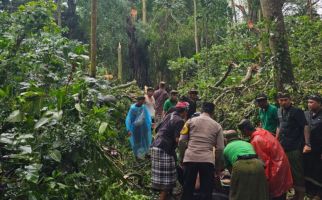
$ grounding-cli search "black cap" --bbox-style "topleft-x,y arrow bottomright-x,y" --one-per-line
237,119 -> 254,131
308,94 -> 322,103
147,87 -> 154,91
255,94 -> 267,102
136,96 -> 145,101
189,89 -> 198,94
277,92 -> 291,99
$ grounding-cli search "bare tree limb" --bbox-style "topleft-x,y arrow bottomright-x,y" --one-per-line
214,62 -> 237,87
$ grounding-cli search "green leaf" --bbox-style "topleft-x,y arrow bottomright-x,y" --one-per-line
75,103 -> 82,112
34,117 -> 50,129
49,150 -> 62,162
17,134 -> 34,140
0,89 -> 6,98
6,110 -> 23,122
99,122 -> 108,134
24,164 -> 42,184
19,145 -> 32,154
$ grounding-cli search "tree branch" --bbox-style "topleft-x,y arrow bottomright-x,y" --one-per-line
214,62 -> 237,87
111,80 -> 137,90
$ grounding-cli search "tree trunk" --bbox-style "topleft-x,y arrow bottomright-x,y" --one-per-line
193,0 -> 199,53
57,0 -> 62,27
127,16 -> 149,87
90,0 -> 98,77
259,0 -> 295,91
117,42 -> 123,82
142,0 -> 147,24
248,0 -> 260,23
307,0 -> 313,19
231,0 -> 237,23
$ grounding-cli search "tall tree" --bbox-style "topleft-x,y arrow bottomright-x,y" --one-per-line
142,0 -> 147,24
247,0 -> 260,23
57,0 -> 62,27
231,0 -> 237,23
259,0 -> 295,90
90,0 -> 98,77
193,0 -> 199,53
118,42 -> 123,82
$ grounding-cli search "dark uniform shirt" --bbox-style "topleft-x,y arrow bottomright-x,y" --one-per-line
305,110 -> 322,153
278,106 -> 307,152
187,99 -> 197,119
151,112 -> 184,156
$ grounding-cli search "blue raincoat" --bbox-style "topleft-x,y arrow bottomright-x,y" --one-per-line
125,104 -> 152,158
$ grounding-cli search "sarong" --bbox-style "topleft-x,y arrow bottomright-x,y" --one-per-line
151,147 -> 176,191
230,158 -> 269,200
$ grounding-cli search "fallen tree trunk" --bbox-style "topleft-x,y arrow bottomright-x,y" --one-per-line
111,80 -> 137,90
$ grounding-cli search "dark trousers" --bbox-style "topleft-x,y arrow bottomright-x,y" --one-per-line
181,162 -> 214,200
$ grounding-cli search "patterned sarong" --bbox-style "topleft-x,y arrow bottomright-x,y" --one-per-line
151,147 -> 176,191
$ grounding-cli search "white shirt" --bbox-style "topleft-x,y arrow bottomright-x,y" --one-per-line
145,95 -> 156,118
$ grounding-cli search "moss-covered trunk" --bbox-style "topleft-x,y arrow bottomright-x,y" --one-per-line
259,0 -> 295,91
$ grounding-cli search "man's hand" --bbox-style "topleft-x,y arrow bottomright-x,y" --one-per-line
275,128 -> 280,140
303,145 -> 312,153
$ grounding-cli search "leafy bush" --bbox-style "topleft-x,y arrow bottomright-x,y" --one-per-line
0,1 -> 149,199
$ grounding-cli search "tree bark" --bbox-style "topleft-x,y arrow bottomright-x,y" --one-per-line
231,0 -> 237,23
117,42 -> 123,82
193,0 -> 199,53
248,0 -> 260,23
307,0 -> 313,19
259,0 -> 295,91
90,0 -> 98,77
57,0 -> 62,27
142,0 -> 147,24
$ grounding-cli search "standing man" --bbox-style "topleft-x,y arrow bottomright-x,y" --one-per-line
154,81 -> 168,125
180,102 -> 225,200
187,89 -> 198,119
125,96 -> 152,159
145,87 -> 156,126
276,93 -> 310,200
304,94 -> 322,199
255,94 -> 279,135
238,119 -> 293,200
163,90 -> 178,115
150,102 -> 189,200
223,131 -> 269,200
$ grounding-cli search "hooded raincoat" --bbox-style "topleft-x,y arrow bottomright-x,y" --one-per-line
250,128 -> 293,198
125,103 -> 152,158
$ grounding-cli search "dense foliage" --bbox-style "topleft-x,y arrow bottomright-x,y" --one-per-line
0,2 -> 149,199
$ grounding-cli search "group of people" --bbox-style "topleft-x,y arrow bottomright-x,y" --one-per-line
125,81 -> 322,200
